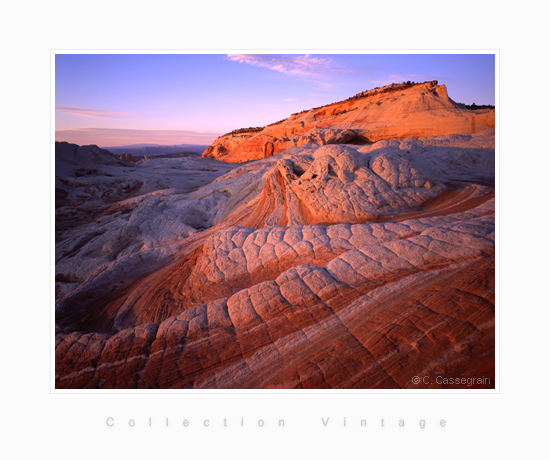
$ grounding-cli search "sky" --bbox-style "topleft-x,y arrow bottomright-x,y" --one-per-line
55,53 -> 495,147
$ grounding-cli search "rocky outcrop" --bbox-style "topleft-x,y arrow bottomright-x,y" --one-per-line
55,132 -> 495,389
56,199 -> 495,389
202,81 -> 495,162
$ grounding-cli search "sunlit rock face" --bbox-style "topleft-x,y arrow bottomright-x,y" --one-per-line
55,127 -> 495,389
202,81 -> 495,163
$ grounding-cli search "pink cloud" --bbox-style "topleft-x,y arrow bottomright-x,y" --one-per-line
55,127 -> 223,147
55,105 -> 135,119
226,54 -> 355,87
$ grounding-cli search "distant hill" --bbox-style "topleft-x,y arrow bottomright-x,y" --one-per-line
105,143 -> 208,156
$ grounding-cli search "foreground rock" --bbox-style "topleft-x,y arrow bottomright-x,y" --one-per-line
56,202 -> 495,389
55,132 -> 495,389
203,81 -> 495,162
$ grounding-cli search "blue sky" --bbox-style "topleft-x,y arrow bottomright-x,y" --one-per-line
55,53 -> 495,147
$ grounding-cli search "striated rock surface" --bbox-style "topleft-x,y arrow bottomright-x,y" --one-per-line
202,81 -> 495,162
55,129 -> 495,389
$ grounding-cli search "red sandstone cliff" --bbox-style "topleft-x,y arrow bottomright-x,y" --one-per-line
202,81 -> 495,163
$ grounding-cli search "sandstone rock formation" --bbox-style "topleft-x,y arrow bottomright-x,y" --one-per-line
55,127 -> 495,389
202,81 -> 495,162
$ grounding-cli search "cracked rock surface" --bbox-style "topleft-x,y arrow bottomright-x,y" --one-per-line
55,132 -> 495,389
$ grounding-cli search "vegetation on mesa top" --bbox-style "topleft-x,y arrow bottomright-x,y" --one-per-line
459,102 -> 496,110
225,126 -> 265,136
221,81 -> 494,137
224,117 -> 291,136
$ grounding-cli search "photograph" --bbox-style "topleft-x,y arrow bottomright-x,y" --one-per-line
54,53 -> 496,390
5,1 -> 550,457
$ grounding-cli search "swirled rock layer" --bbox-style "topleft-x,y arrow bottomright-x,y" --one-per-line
55,130 -> 495,389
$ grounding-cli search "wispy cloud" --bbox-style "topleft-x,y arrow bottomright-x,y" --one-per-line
226,54 -> 357,88
283,98 -> 299,102
55,105 -> 135,119
55,127 -> 223,147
